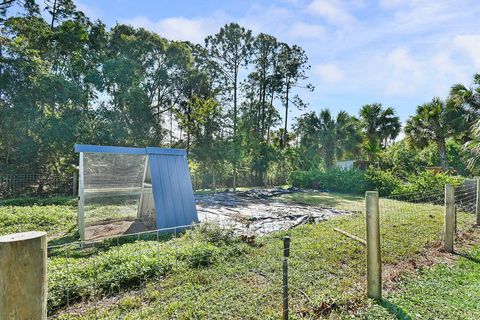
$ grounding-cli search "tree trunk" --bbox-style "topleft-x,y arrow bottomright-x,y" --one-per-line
437,138 -> 448,170
232,65 -> 238,192
282,81 -> 290,148
50,0 -> 58,29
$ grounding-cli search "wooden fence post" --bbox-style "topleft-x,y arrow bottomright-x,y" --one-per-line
444,184 -> 455,253
0,231 -> 47,320
283,236 -> 290,320
366,191 -> 382,300
476,177 -> 480,226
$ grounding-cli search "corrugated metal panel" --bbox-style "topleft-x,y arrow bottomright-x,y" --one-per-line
149,154 -> 198,229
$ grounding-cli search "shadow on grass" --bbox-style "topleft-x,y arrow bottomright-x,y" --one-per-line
379,299 -> 412,320
454,251 -> 480,264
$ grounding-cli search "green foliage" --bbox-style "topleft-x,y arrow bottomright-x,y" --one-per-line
48,224 -> 247,311
380,139 -> 474,177
290,168 -> 367,194
178,243 -> 219,268
364,167 -> 402,196
359,103 -> 401,160
290,166 -> 464,197
395,170 -> 464,196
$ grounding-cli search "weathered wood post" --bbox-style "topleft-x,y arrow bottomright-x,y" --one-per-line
283,236 -> 290,320
476,177 -> 480,226
366,191 -> 382,300
0,231 -> 47,320
444,184 -> 455,253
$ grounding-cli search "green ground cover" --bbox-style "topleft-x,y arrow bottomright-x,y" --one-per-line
47,192 -> 476,319
352,245 -> 480,319
2,192 -> 477,319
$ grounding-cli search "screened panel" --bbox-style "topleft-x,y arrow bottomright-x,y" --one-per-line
82,152 -> 148,240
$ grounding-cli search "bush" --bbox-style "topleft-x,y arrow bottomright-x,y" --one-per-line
364,168 -> 402,196
394,170 -> 464,196
179,243 -> 219,268
290,168 -> 367,194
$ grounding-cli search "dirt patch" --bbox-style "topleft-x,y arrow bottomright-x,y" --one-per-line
85,220 -> 151,241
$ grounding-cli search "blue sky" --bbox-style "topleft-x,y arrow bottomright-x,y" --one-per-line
75,0 -> 480,124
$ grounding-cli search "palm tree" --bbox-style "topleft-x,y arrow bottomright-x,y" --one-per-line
359,103 -> 401,160
296,109 -> 361,168
450,73 -> 480,169
404,98 -> 459,170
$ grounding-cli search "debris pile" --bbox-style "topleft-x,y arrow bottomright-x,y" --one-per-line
195,188 -> 352,236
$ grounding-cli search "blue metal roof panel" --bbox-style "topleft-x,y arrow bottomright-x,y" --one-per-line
145,147 -> 186,156
149,153 -> 198,230
74,144 -> 146,154
75,144 -> 187,156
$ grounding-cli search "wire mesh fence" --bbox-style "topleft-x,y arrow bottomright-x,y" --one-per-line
43,183 -> 479,319
0,173 -> 75,198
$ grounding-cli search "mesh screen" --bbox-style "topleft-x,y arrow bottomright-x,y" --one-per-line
83,153 -> 148,239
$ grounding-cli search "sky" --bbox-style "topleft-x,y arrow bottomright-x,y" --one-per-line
74,0 -> 480,124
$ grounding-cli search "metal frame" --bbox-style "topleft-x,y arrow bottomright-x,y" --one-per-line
78,152 -> 85,241
74,144 -> 195,241
137,155 -> 150,218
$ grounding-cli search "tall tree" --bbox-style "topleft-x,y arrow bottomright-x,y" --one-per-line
295,109 -> 361,168
278,44 -> 313,148
359,103 -> 400,160
204,23 -> 253,190
449,73 -> 480,169
404,98 -> 461,170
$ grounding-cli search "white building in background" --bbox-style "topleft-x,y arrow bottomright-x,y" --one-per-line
334,160 -> 355,170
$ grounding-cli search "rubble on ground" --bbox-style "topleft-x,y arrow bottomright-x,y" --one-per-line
195,188 -> 352,236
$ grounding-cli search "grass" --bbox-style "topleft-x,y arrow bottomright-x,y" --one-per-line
0,202 -> 77,239
279,191 -> 364,210
352,245 -> 480,319
47,191 -> 477,319
2,192 -> 478,319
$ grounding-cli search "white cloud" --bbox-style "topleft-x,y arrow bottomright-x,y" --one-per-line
308,0 -> 356,25
124,16 -> 223,43
454,34 -> 480,68
76,1 -> 101,20
288,22 -> 325,38
314,64 -> 344,83
387,48 -> 418,71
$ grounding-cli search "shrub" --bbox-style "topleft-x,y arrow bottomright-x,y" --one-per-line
364,168 -> 402,196
289,169 -> 323,190
289,168 -> 366,194
394,170 -> 464,196
179,243 -> 219,268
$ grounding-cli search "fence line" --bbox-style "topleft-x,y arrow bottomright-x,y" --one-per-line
3,183 -> 477,318
0,173 -> 76,198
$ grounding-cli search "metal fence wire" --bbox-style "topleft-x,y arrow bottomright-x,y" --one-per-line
44,183 -> 478,319
0,174 -> 75,198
